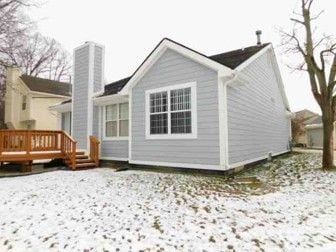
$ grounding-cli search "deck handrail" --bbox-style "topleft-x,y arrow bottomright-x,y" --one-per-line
89,135 -> 100,167
61,131 -> 77,170
0,130 -> 76,169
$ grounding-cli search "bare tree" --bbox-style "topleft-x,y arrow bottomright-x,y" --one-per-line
280,0 -> 336,169
0,0 -> 34,128
15,33 -> 72,81
0,0 -> 72,128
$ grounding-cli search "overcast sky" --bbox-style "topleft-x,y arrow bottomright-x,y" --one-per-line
31,0 -> 335,114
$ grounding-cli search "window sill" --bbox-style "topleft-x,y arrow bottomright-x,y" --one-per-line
145,134 -> 197,140
103,136 -> 129,141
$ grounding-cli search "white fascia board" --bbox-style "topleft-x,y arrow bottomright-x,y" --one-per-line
234,44 -> 272,72
228,44 -> 290,111
119,39 -> 233,95
269,46 -> 291,110
29,90 -> 70,99
49,102 -> 72,112
305,124 -> 323,129
93,94 -> 129,106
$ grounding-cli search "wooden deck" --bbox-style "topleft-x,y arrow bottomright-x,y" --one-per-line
0,130 -> 100,171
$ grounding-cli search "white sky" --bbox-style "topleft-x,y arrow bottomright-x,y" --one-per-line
31,0 -> 336,114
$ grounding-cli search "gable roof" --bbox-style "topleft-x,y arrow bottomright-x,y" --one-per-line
304,115 -> 322,125
20,75 -> 71,97
103,38 -> 269,97
209,43 -> 270,69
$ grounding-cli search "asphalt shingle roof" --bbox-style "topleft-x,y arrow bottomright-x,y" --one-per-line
209,43 -> 270,69
20,75 -> 71,97
99,40 -> 270,97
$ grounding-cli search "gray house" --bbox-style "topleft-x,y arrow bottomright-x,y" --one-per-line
51,38 -> 292,171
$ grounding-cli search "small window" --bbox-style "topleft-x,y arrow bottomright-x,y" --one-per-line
104,103 -> 129,139
146,82 -> 197,139
22,95 -> 27,110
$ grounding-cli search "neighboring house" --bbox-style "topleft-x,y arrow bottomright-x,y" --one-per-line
51,38 -> 292,171
292,109 -> 320,146
305,117 -> 336,149
4,67 -> 71,130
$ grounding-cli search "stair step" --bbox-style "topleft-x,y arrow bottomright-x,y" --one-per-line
75,159 -> 94,164
75,162 -> 97,168
76,151 -> 85,155
65,159 -> 93,164
76,155 -> 89,159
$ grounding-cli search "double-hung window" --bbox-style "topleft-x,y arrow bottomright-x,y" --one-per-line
146,82 -> 197,139
105,103 -> 129,139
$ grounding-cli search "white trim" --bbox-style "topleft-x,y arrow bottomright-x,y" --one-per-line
100,44 -> 105,93
87,43 -> 95,151
218,77 -> 229,170
145,82 -> 197,140
103,137 -> 129,141
93,94 -> 128,106
119,39 -> 232,95
70,45 -> 76,138
30,90 -> 70,98
128,89 -> 132,160
49,102 -> 72,112
306,123 -> 323,129
229,150 -> 290,169
129,159 -> 227,171
102,103 -> 129,140
101,157 -> 129,162
235,44 -> 272,71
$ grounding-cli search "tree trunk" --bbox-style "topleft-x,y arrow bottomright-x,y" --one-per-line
322,111 -> 334,169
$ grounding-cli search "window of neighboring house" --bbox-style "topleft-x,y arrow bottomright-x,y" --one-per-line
146,82 -> 197,139
104,103 -> 129,139
22,95 -> 27,110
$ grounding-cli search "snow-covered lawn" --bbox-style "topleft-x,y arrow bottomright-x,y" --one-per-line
0,153 -> 336,251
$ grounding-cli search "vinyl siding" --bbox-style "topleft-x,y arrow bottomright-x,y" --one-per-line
227,50 -> 290,165
131,49 -> 220,166
73,46 -> 90,149
97,107 -> 129,159
93,46 -> 103,93
101,140 -> 128,159
92,106 -> 99,136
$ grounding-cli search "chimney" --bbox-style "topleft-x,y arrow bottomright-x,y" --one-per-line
72,42 -> 105,150
256,30 -> 262,46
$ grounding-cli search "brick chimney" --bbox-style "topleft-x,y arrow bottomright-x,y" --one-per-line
72,42 -> 105,150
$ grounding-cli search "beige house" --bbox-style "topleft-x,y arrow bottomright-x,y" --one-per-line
292,109 -> 321,146
4,67 -> 71,130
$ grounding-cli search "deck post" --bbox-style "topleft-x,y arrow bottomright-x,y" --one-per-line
0,131 -> 3,155
26,131 -> 31,154
71,141 -> 77,170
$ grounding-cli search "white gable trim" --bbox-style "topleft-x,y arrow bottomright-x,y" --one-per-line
118,39 -> 232,95
49,102 -> 71,113
232,44 -> 290,111
234,44 -> 272,71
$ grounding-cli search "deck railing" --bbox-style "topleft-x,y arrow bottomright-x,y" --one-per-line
62,131 -> 77,170
89,135 -> 100,167
0,130 -> 78,170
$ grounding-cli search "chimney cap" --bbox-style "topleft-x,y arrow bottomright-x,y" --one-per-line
256,30 -> 262,46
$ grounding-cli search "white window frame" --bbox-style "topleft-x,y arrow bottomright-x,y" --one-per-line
145,82 -> 197,140
103,102 -> 129,141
